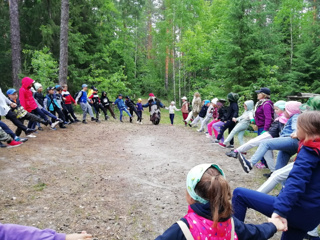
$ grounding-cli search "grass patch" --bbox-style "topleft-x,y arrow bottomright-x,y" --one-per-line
33,182 -> 47,191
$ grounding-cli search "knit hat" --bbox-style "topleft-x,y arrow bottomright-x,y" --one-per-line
204,100 -> 210,105
227,92 -> 239,102
285,101 -> 302,117
171,101 -> 175,105
211,98 -> 218,104
82,84 -> 88,88
186,163 -> 225,204
274,100 -> 286,111
34,83 -> 42,90
300,96 -> 320,112
149,93 -> 155,97
181,96 -> 187,100
6,89 -> 17,95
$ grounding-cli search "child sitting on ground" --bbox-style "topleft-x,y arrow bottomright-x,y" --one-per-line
156,163 -> 284,239
136,98 -> 143,124
165,101 -> 181,126
219,100 -> 254,148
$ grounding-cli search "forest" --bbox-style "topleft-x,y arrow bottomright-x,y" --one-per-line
1,0 -> 320,104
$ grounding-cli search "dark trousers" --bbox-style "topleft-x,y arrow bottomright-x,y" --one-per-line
129,107 -> 139,122
93,103 -> 107,120
16,112 -> 44,136
169,114 -> 174,125
5,110 -> 28,134
64,104 -> 78,121
50,107 -> 66,128
28,108 -> 48,129
137,111 -> 142,122
0,121 -> 16,139
232,187 -> 320,240
103,105 -> 115,118
217,120 -> 236,145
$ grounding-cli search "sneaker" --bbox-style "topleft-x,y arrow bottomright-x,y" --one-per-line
74,119 -> 80,123
91,117 -> 97,121
82,120 -> 87,124
213,139 -> 220,144
255,162 -> 266,169
238,153 -> 252,173
64,121 -> 70,125
113,116 -> 116,119
0,142 -> 7,148
51,121 -> 60,129
226,150 -> 238,158
60,125 -> 67,129
263,172 -> 272,178
57,118 -> 64,123
219,143 -> 227,148
14,137 -> 28,143
7,140 -> 23,148
105,115 -> 109,121
26,134 -> 37,138
197,129 -> 203,132
226,145 -> 234,149
304,234 -> 320,240
136,121 -> 139,124
188,123 -> 192,127
96,119 -> 101,123
140,122 -> 143,125
38,127 -> 44,131
50,127 -> 57,130
206,135 -> 212,139
25,128 -> 37,135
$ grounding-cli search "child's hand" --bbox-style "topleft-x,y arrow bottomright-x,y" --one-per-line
232,117 -> 237,122
270,213 -> 288,231
65,231 -> 92,240
10,102 -> 17,108
291,132 -> 297,139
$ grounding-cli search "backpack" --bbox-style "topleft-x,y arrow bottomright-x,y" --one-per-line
74,91 -> 83,103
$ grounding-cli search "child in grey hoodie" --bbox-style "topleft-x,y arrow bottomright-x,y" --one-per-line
219,100 -> 254,148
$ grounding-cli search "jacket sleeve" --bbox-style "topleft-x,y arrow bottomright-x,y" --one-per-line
174,107 -> 181,111
142,103 -> 149,108
232,103 -> 239,118
75,91 -> 82,103
262,103 -> 273,131
234,217 -> 277,240
155,218 -> 188,240
273,147 -> 319,218
19,89 -> 27,109
0,223 -> 66,240
43,98 -> 48,110
70,95 -> 76,104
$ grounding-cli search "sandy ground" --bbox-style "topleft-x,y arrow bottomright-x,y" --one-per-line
0,116 -> 280,239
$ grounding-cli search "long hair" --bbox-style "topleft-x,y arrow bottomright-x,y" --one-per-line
297,111 -> 320,141
195,168 -> 232,227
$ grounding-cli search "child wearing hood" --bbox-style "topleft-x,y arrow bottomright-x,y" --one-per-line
219,100 -> 254,148
101,91 -> 116,119
214,93 -> 239,147
156,163 -> 283,240
226,100 -> 288,160
238,101 -> 302,173
165,101 -> 181,126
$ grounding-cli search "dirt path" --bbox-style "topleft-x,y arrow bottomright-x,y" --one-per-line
0,118 -> 279,239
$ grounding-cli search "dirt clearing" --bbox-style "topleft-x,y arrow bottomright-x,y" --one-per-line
0,117 -> 280,239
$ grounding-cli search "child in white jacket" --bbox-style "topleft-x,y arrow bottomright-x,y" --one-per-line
219,100 -> 254,148
166,101 -> 181,125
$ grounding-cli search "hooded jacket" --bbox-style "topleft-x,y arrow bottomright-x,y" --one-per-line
0,88 -> 11,116
225,93 -> 239,121
198,105 -> 209,118
155,203 -> 277,240
100,92 -> 112,107
254,99 -> 274,131
19,77 -> 38,112
236,100 -> 254,123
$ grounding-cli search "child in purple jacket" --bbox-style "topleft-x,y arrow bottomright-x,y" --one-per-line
0,223 -> 92,240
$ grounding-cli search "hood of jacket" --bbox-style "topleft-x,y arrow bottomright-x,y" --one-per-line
244,100 -> 254,111
190,203 -> 229,222
227,92 -> 239,102
101,91 -> 107,97
21,77 -> 35,89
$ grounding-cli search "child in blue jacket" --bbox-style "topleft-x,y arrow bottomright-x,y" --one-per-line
233,111 -> 320,240
113,94 -> 132,122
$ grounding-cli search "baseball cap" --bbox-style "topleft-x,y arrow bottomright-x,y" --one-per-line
6,89 -> 17,95
255,87 -> 271,95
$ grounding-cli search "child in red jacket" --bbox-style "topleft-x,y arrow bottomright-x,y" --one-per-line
62,84 -> 80,123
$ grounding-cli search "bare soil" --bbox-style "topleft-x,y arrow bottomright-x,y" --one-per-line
0,117 -> 280,239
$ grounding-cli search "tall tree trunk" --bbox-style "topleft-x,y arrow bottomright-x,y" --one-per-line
58,0 -> 69,85
9,0 -> 21,89
147,11 -> 152,59
165,45 -> 169,90
289,15 -> 293,68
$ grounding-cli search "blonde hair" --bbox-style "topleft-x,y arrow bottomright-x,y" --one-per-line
297,111 -> 320,141
260,93 -> 270,99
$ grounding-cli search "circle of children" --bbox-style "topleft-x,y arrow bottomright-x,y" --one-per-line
0,76 -> 320,240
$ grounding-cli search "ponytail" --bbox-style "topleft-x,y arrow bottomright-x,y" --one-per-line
195,168 -> 232,228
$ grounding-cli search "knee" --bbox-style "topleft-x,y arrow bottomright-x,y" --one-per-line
233,187 -> 246,201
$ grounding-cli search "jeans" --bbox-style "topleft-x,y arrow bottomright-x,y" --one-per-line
250,137 -> 299,170
119,108 -> 131,121
169,114 -> 174,124
28,108 -> 48,129
129,107 -> 139,122
223,121 -> 249,146
232,187 -> 320,240
217,120 -> 236,145
137,111 -> 142,122
199,115 -> 212,131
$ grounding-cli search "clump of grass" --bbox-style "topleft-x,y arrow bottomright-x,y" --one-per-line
33,182 -> 47,191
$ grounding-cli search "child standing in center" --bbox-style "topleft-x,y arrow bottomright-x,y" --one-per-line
136,98 -> 144,124
166,101 -> 181,126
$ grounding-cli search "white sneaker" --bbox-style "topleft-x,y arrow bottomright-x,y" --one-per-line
136,121 -> 139,124
51,121 -> 60,129
26,134 -> 37,138
140,122 -> 143,125
206,134 -> 212,138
